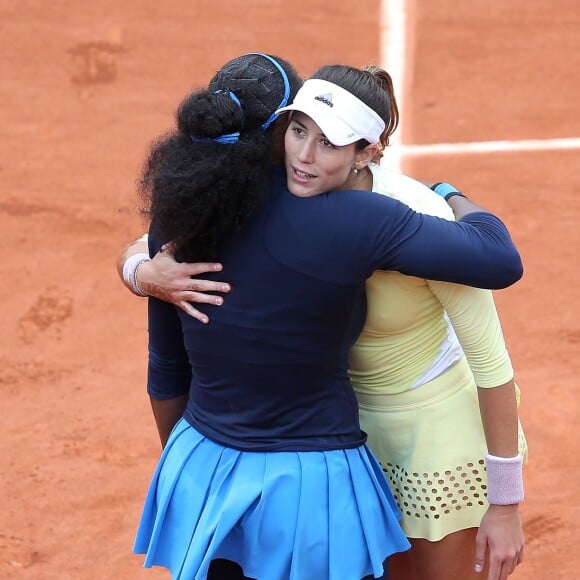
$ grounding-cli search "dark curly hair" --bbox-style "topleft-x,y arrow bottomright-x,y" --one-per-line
139,53 -> 302,262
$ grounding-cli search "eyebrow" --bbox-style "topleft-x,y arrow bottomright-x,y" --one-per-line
291,117 -> 308,129
291,115 -> 327,139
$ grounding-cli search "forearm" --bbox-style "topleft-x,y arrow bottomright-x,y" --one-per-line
447,193 -> 491,221
149,394 -> 189,448
117,237 -> 150,294
430,181 -> 487,220
478,379 -> 524,510
428,182 -> 523,288
392,211 -> 523,289
477,379 -> 519,457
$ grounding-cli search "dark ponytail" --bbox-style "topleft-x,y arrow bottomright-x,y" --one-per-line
362,65 -> 399,149
311,64 -> 399,150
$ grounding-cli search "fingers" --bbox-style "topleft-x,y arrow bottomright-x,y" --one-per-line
475,508 -> 524,580
507,545 -> 524,576
486,557 -> 501,580
176,291 -> 226,322
486,551 -> 523,580
185,291 -> 224,306
178,301 -> 209,324
181,262 -> 226,278
496,559 -> 515,580
183,279 -> 231,295
474,532 -> 487,574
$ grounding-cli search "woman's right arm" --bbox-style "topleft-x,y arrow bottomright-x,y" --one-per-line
147,295 -> 192,448
117,235 -> 231,323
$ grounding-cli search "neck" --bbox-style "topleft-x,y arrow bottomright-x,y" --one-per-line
355,166 -> 373,192
342,166 -> 373,192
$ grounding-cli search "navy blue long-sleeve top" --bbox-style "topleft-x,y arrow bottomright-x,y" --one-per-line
147,168 -> 522,452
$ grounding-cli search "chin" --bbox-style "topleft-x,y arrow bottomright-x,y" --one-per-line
287,181 -> 311,198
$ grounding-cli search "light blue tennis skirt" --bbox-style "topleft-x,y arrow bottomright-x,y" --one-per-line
134,418 -> 410,580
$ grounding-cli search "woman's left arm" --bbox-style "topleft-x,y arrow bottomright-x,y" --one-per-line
429,281 -> 525,580
475,379 -> 524,579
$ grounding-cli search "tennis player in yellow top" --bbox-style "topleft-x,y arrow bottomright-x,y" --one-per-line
118,64 -> 526,580
350,165 -> 527,580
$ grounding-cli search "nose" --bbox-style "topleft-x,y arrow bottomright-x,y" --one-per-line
296,138 -> 315,164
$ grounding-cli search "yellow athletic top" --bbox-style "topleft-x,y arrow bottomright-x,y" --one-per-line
348,166 -> 514,395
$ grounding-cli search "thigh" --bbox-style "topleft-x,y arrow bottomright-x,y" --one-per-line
207,558 -> 255,580
390,529 -> 484,580
209,557 -> 389,580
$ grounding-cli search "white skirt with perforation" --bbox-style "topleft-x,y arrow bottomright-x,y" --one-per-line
356,356 -> 527,541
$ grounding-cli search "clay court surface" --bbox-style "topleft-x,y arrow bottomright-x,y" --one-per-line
1,1 -> 578,578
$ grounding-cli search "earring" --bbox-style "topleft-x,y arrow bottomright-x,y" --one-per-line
353,167 -> 359,175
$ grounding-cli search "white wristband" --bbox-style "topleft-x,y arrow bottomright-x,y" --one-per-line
122,253 -> 151,297
485,453 -> 524,505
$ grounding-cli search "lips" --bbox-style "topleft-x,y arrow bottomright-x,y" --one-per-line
292,165 -> 315,183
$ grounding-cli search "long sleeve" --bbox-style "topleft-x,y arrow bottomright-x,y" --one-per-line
147,297 -> 191,399
366,166 -> 523,289
146,230 -> 192,400
377,209 -> 524,289
266,187 -> 524,291
428,281 -> 514,387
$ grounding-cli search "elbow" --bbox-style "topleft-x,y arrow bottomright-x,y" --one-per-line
494,251 -> 524,289
147,385 -> 189,400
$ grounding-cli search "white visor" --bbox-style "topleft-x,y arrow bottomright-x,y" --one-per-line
275,78 -> 386,146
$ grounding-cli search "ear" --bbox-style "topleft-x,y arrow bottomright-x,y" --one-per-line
354,143 -> 381,169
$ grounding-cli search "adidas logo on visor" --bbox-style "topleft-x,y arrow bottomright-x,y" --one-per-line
314,93 -> 333,107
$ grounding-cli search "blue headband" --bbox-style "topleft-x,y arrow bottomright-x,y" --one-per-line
190,90 -> 243,144
190,54 -> 291,144
214,89 -> 243,110
248,53 -> 291,130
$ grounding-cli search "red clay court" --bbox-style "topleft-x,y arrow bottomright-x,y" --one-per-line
1,1 -> 578,578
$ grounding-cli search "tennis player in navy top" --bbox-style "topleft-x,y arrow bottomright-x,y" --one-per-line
131,53 -> 523,580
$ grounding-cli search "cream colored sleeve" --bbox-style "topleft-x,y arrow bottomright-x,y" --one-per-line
369,165 -> 454,219
428,280 -> 514,387
370,165 -> 515,387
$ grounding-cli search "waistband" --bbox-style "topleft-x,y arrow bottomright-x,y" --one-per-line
356,356 -> 473,412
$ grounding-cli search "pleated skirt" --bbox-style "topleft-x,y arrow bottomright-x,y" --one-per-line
133,418 -> 410,580
357,356 -> 528,541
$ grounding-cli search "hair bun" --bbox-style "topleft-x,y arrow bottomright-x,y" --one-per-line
177,90 -> 244,139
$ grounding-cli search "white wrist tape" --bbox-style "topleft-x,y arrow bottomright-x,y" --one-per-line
122,253 -> 151,297
485,453 -> 524,505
